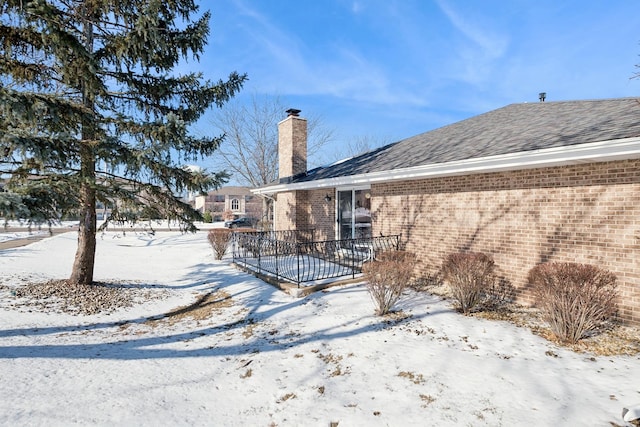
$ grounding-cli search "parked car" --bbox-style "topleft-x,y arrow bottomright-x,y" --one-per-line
224,217 -> 255,229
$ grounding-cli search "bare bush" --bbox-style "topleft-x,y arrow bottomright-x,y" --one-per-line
208,229 -> 233,260
362,251 -> 416,316
441,252 -> 495,314
528,262 -> 618,343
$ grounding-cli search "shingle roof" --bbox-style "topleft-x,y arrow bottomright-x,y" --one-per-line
296,98 -> 640,183
208,186 -> 253,196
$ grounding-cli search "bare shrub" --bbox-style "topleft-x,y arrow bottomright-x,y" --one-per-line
362,251 -> 416,316
441,252 -> 495,314
208,229 -> 232,260
528,262 -> 618,343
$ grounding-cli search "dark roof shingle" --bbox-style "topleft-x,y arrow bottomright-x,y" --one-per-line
298,98 -> 640,183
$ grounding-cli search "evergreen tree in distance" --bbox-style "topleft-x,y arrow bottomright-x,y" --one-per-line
0,1 -> 246,286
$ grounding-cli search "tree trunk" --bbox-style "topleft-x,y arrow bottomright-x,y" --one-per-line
69,146 -> 97,286
69,11 -> 96,287
262,197 -> 273,231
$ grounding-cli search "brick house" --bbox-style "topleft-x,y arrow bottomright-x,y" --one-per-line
254,100 -> 640,325
193,186 -> 261,221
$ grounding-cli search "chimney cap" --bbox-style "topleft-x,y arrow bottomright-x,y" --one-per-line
286,108 -> 301,117
539,92 -> 546,102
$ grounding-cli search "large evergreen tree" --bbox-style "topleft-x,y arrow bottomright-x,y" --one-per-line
0,0 -> 246,285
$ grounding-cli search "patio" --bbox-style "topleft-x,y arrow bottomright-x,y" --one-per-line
231,230 -> 400,288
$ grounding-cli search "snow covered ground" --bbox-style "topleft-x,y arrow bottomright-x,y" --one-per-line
0,230 -> 639,426
0,229 -> 50,243
0,220 -> 74,243
0,220 -> 222,243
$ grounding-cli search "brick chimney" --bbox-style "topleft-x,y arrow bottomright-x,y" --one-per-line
278,108 -> 307,181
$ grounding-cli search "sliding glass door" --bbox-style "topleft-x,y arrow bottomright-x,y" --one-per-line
337,188 -> 371,240
337,190 -> 352,240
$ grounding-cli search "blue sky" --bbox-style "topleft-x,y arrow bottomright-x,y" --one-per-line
193,0 -> 640,167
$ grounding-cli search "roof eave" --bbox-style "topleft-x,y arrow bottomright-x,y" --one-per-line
252,137 -> 640,195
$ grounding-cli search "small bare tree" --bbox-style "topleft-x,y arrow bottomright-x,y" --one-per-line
362,251 -> 416,316
209,94 -> 334,225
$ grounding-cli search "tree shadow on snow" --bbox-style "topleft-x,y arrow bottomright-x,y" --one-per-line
0,259 -> 449,360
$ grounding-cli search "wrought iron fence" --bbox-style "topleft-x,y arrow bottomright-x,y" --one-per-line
234,229 -> 316,244
232,231 -> 400,286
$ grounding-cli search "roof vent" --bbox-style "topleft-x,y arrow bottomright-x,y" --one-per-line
286,108 -> 301,117
539,92 -> 546,102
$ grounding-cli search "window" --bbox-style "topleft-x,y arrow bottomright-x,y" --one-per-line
231,198 -> 240,211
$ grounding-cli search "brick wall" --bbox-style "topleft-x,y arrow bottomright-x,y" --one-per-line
274,191 -> 297,231
275,188 -> 335,240
300,189 -> 336,241
371,159 -> 640,325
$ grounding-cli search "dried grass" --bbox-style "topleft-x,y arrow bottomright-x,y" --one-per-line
416,273 -> 639,356
145,290 -> 233,327
471,301 -> 640,356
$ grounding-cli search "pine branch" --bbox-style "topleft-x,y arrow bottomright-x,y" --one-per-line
1,0 -> 246,284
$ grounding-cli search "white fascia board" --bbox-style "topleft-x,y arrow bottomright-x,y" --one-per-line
252,137 -> 640,195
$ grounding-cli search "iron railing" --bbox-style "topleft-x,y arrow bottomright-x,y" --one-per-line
231,231 -> 400,286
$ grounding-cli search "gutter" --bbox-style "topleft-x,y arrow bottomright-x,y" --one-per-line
252,137 -> 640,195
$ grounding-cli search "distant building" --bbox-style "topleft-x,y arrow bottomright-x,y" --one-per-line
194,186 -> 262,221
183,165 -> 203,203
